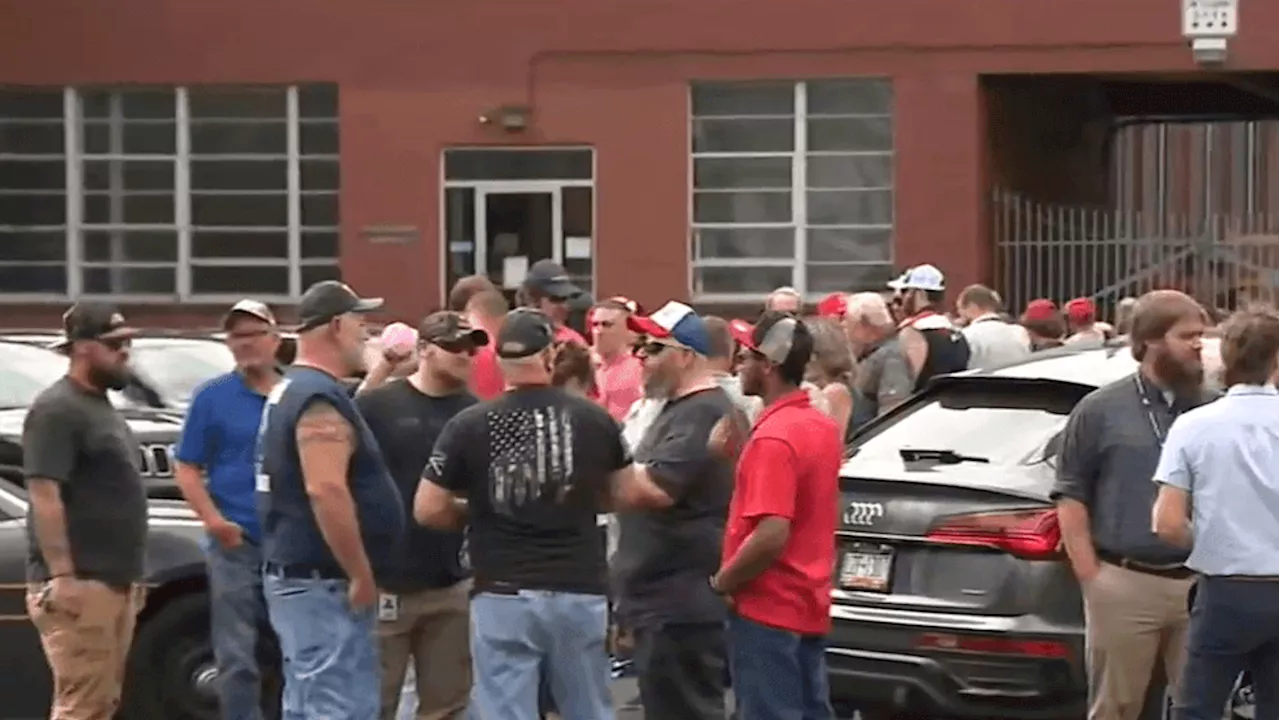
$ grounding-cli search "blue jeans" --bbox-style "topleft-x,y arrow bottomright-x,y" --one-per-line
207,541 -> 270,720
726,613 -> 832,720
264,574 -> 380,720
470,590 -> 611,720
1175,576 -> 1278,720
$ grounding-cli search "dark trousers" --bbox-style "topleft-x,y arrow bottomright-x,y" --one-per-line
634,622 -> 728,720
1174,576 -> 1278,720
726,613 -> 831,720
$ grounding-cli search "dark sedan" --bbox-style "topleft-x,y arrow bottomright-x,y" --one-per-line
828,342 -> 1250,720
0,478 -> 279,719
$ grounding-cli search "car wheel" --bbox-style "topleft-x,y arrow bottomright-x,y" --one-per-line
121,592 -> 282,720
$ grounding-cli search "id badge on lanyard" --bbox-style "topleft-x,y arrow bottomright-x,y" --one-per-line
1133,376 -> 1169,447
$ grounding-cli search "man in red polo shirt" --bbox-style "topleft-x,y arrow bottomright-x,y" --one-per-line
715,311 -> 842,720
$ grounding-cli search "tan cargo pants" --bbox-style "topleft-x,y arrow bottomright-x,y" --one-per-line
376,579 -> 472,720
26,579 -> 145,720
1083,562 -> 1194,720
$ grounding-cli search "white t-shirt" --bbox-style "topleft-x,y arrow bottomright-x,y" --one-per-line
961,314 -> 1032,370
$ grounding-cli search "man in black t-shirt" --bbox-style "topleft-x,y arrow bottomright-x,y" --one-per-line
24,303 -> 148,719
357,311 -> 486,720
617,300 -> 742,720
415,308 -> 669,720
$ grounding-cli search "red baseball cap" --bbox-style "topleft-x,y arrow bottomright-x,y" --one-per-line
1064,297 -> 1096,324
816,292 -> 847,319
1022,299 -> 1058,322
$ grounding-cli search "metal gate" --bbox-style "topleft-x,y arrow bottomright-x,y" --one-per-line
994,120 -> 1279,317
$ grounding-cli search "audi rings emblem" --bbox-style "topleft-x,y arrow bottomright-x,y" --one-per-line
843,501 -> 885,527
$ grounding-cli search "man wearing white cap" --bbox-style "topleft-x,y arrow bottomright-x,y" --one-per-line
887,264 -> 970,390
175,299 -> 283,720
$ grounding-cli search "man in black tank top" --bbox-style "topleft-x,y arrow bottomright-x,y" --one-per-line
887,264 -> 970,390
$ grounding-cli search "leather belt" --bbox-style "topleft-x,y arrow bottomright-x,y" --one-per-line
1097,551 -> 1193,579
262,562 -> 346,581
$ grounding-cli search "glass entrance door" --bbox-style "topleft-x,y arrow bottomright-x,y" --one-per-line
442,148 -> 595,304
476,184 -> 559,302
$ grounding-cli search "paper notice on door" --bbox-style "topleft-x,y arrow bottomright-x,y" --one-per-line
565,236 -> 592,260
502,255 -> 529,289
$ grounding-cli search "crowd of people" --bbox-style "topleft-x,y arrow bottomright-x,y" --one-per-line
16,256 -> 1278,720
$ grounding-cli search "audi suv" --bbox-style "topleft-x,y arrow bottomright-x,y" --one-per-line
828,341 -> 1249,720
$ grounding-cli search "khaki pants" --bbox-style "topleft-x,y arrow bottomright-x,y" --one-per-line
1084,562 -> 1194,720
377,579 -> 472,720
26,580 -> 145,720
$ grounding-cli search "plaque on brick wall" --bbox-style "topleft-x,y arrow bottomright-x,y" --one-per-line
362,225 -> 420,245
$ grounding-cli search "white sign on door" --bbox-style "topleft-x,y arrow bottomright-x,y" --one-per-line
1182,0 -> 1238,37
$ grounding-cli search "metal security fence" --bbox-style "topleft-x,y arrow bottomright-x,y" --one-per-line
993,191 -> 1278,318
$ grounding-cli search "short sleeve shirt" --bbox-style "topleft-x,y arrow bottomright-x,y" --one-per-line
24,377 -> 148,587
614,388 -> 735,628
423,386 -> 629,594
722,390 -> 842,635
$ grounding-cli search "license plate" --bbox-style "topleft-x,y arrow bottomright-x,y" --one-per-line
839,546 -> 894,592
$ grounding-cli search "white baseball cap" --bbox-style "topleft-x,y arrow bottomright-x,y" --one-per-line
887,264 -> 946,292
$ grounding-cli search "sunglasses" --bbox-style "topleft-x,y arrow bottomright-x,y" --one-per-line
632,340 -> 685,358
97,337 -> 131,352
227,329 -> 272,341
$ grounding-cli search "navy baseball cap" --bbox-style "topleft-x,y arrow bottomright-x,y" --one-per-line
495,308 -> 557,359
522,260 -> 582,300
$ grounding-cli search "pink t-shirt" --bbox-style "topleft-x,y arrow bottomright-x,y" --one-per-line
594,351 -> 643,422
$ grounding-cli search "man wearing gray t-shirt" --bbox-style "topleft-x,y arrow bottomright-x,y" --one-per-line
24,302 -> 148,719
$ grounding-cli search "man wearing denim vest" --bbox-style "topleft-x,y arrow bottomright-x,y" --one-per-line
257,281 -> 405,720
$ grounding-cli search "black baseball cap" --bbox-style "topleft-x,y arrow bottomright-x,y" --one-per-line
495,308 -> 556,359
296,281 -> 384,332
222,299 -> 277,329
418,311 -> 489,347
50,302 -> 138,351
522,260 -> 582,300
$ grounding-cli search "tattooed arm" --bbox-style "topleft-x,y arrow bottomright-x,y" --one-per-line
296,399 -> 372,585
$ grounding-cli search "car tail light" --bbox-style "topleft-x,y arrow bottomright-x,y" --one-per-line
924,508 -> 1062,560
915,632 -> 1069,658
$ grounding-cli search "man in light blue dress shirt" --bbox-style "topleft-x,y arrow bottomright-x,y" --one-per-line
1152,306 -> 1279,720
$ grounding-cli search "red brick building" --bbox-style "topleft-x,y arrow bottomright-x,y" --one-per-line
0,0 -> 1275,326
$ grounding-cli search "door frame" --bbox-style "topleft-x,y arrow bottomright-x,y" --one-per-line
472,181 -> 569,273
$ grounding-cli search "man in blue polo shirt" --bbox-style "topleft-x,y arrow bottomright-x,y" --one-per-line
175,299 -> 283,720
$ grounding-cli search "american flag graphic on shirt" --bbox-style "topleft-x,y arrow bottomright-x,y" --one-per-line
487,405 -> 575,515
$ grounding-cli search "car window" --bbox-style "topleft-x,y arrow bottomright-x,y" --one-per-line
0,343 -> 69,409
849,379 -> 1091,467
130,341 -> 235,404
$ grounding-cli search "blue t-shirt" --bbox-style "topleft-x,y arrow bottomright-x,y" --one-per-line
176,371 -> 269,542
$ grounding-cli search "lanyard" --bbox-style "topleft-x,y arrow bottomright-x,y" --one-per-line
1133,375 -> 1170,447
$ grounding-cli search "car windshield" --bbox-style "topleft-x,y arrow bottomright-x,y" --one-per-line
0,343 -> 66,409
849,379 -> 1091,468
129,340 -> 235,405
